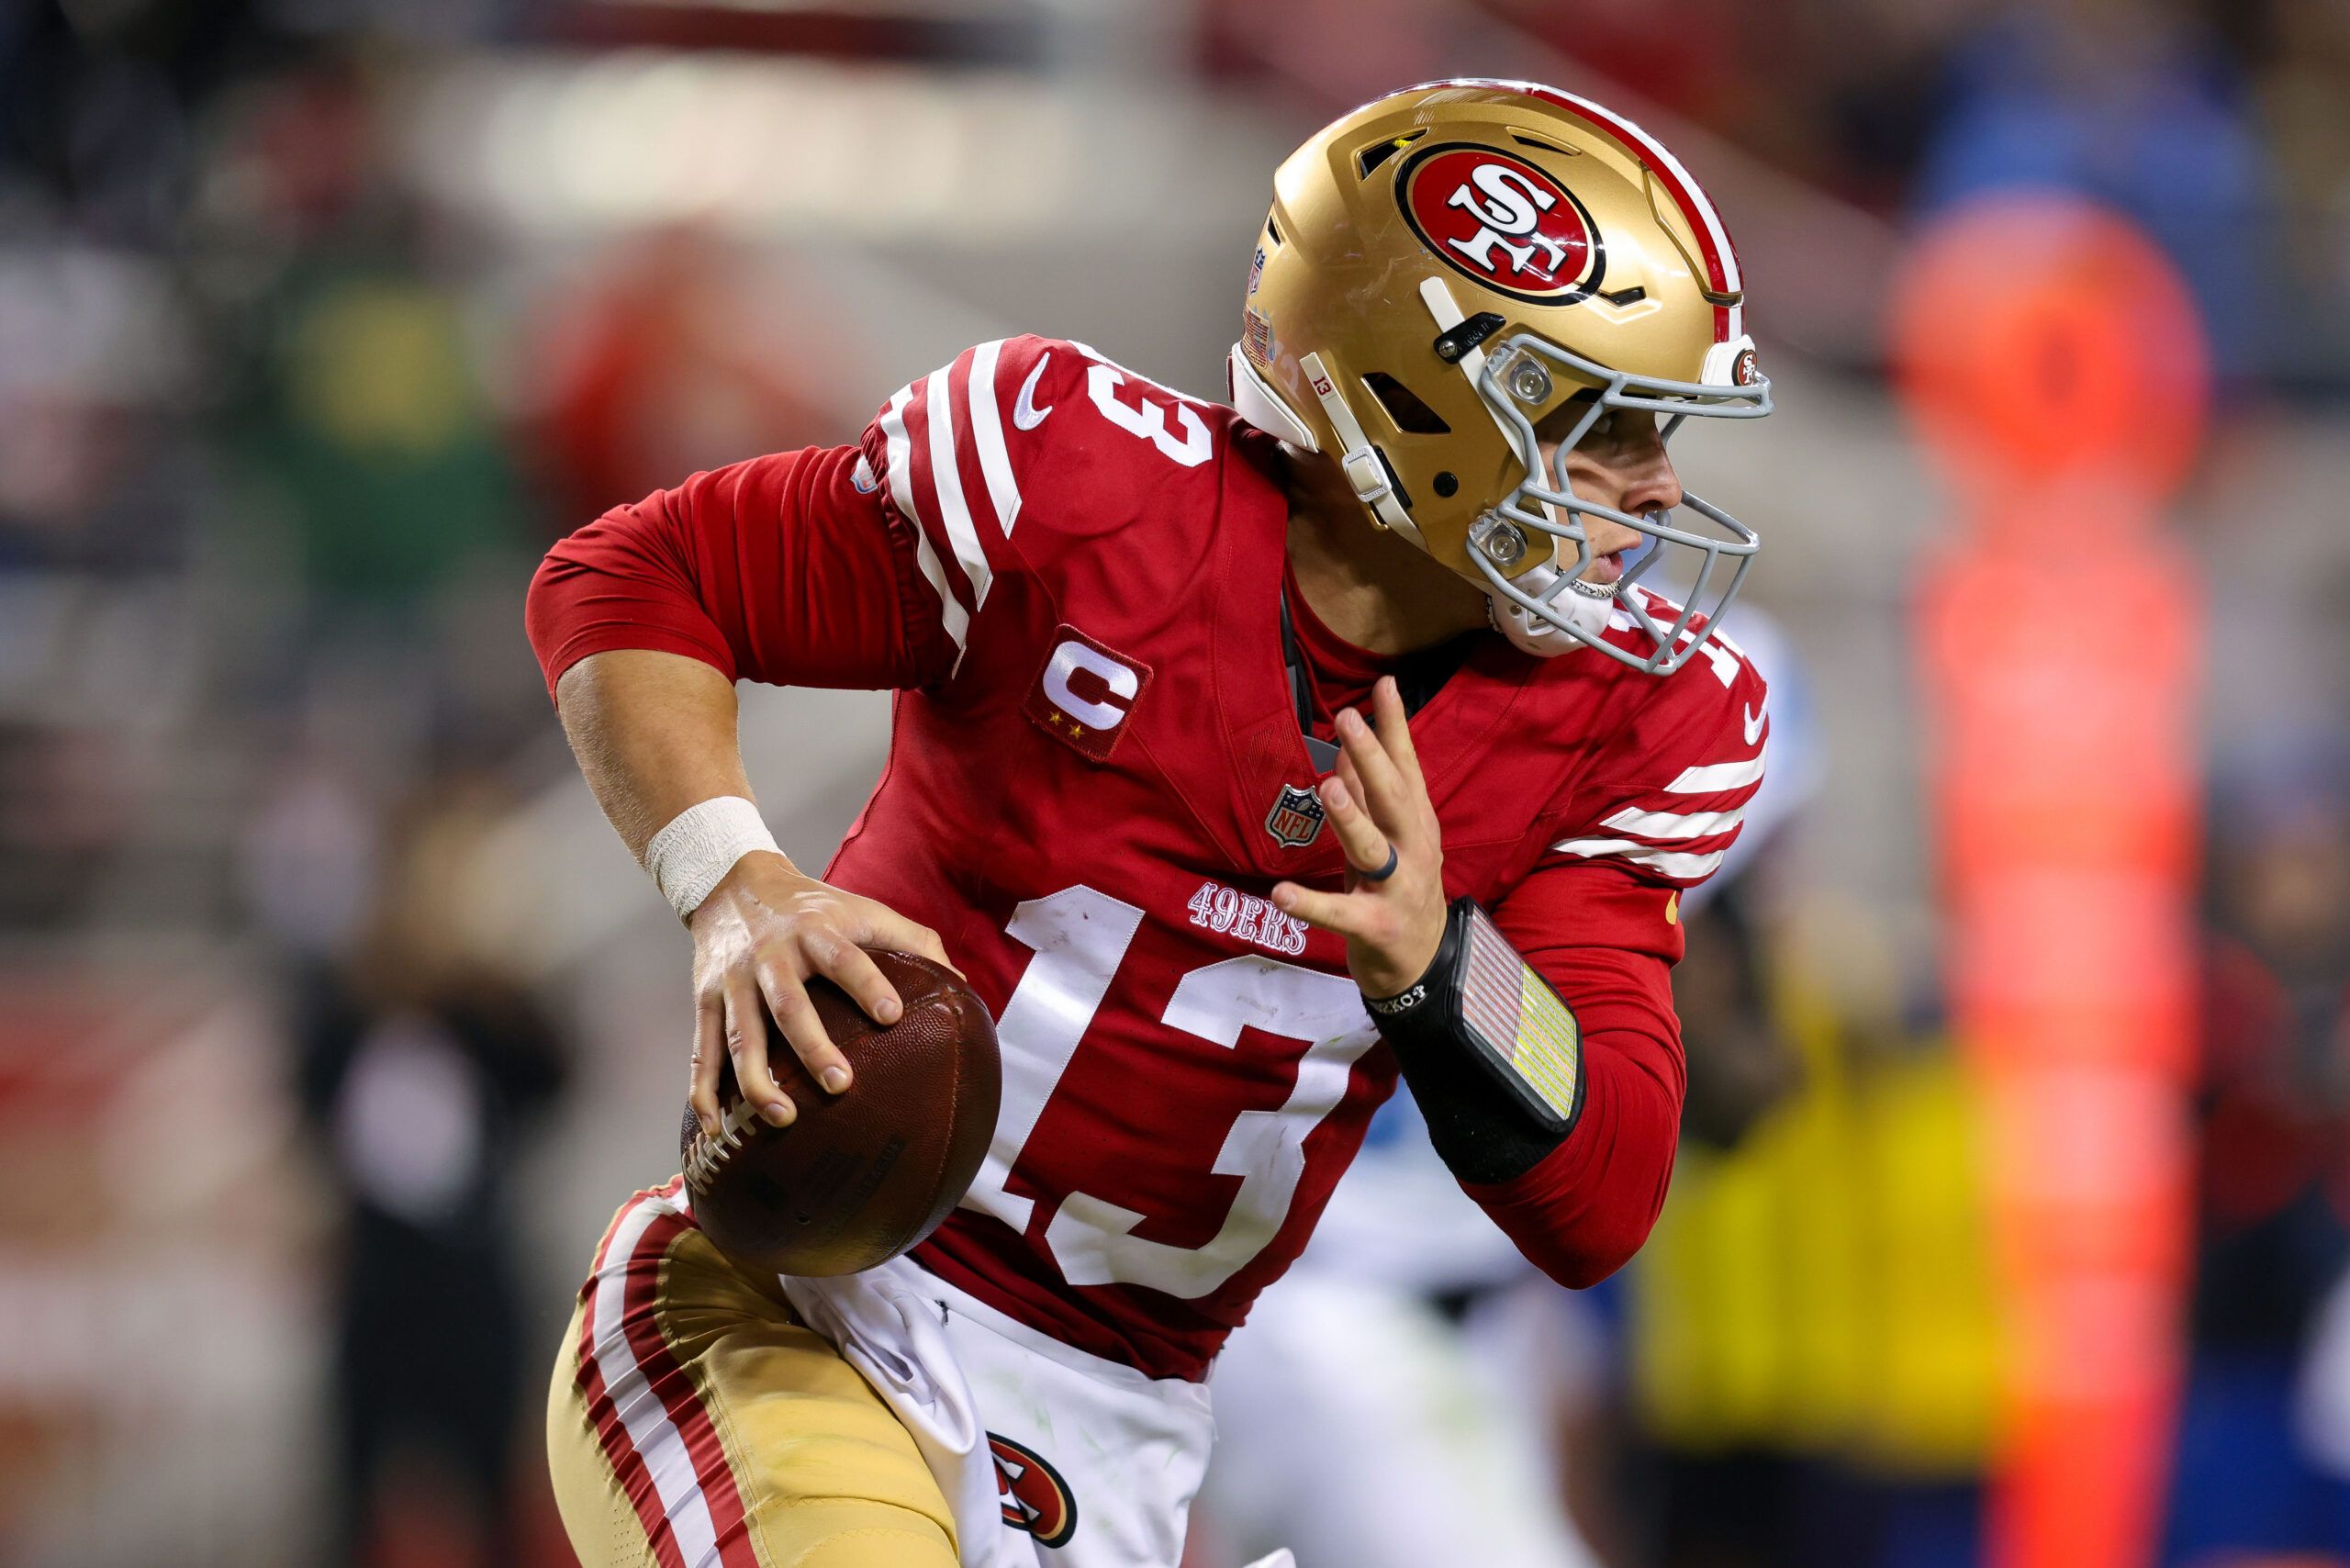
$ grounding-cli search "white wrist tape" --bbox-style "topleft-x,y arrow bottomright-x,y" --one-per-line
644,796 -> 779,920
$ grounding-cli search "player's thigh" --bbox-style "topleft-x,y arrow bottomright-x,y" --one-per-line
546,1207 -> 957,1568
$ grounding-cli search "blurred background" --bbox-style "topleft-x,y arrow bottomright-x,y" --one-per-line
3,0 -> 2348,1564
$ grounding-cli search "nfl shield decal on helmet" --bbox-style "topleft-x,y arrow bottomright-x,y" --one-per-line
1263,782 -> 1326,849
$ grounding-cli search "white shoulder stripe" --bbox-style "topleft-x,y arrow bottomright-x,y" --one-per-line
1666,751 -> 1766,793
1602,804 -> 1745,840
880,386 -> 970,655
1550,837 -> 1726,880
922,366 -> 993,612
966,339 -> 1022,536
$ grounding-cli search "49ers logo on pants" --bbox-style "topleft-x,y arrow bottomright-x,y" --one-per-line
1398,143 -> 1603,305
990,1432 -> 1079,1548
1024,625 -> 1153,762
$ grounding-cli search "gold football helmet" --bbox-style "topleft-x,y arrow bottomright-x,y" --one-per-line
1228,79 -> 1771,673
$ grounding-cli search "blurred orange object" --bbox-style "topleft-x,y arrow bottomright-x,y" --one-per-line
1896,197 -> 2210,1568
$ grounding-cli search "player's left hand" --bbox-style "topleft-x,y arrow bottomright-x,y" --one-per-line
1271,675 -> 1447,998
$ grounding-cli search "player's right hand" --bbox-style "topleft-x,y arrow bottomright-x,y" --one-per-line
687,852 -> 954,1136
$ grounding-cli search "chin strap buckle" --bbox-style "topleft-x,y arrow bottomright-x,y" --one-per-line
1339,444 -> 1392,507
1301,349 -> 1420,542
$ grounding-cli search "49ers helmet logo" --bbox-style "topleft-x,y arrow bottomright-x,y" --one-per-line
990,1432 -> 1078,1548
1398,144 -> 1603,305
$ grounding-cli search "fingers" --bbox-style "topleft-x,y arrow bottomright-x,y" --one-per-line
1318,776 -> 1393,881
1270,879 -> 1376,941
1335,745 -> 1365,814
690,999 -> 726,1137
1371,675 -> 1425,793
810,935 -> 901,1028
864,908 -> 958,976
690,870 -> 960,1134
756,956 -> 855,1099
1336,707 -> 1410,834
722,979 -> 797,1127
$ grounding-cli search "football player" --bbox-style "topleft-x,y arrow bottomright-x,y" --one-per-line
526,79 -> 1773,1568
1196,612 -> 1816,1568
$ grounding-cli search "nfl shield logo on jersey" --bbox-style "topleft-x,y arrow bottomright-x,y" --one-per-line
1263,782 -> 1326,849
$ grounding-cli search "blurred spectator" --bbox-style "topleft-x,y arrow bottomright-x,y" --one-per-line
212,62 -> 529,613
1626,627 -> 1993,1568
2164,758 -> 2350,1562
287,774 -> 568,1568
520,230 -> 843,531
1908,0 -> 2272,379
1627,969 -> 1997,1568
2244,0 -> 2350,387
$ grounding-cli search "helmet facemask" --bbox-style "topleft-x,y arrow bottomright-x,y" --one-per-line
1460,330 -> 1771,674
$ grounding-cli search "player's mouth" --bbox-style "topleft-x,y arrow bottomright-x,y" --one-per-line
1572,548 -> 1630,597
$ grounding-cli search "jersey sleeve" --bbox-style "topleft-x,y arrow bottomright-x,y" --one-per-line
524,443 -> 958,703
1460,879 -> 1685,1286
857,334 -> 1214,665
860,336 -> 1049,663
1452,639 -> 1772,1287
1531,635 -> 1772,949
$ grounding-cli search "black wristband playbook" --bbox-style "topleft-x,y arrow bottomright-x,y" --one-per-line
1366,898 -> 1585,1184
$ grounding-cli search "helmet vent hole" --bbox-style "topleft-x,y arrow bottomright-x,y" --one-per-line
1361,372 -> 1450,436
1509,130 -> 1578,157
1355,130 -> 1426,180
1263,215 -> 1282,245
1434,472 -> 1459,498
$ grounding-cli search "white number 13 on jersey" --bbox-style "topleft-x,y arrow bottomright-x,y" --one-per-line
957,885 -> 1378,1299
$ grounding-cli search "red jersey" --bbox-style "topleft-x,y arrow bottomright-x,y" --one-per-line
528,335 -> 1767,1381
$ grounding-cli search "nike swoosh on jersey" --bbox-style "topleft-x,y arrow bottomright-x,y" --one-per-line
1013,353 -> 1054,431
1743,702 -> 1766,745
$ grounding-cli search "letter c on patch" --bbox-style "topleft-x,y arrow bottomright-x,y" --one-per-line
1043,639 -> 1138,730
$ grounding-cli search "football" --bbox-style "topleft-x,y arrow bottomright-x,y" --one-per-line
679,949 -> 1001,1277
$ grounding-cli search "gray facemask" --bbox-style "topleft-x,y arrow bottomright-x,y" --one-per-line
1462,330 -> 1771,674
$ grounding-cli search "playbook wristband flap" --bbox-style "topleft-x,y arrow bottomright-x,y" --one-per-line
1366,898 -> 1584,1139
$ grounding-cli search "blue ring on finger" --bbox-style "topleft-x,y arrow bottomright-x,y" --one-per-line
1359,842 -> 1401,883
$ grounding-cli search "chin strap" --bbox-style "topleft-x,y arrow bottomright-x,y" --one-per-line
1295,351 -> 1425,547
1486,558 -> 1616,658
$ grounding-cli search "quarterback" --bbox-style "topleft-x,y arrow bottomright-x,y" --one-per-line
526,80 -> 1772,1568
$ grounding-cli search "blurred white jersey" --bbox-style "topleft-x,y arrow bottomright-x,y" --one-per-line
1292,1092 -> 1532,1294
1199,1271 -> 1603,1568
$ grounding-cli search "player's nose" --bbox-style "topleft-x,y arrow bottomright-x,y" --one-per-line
1617,433 -> 1684,519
